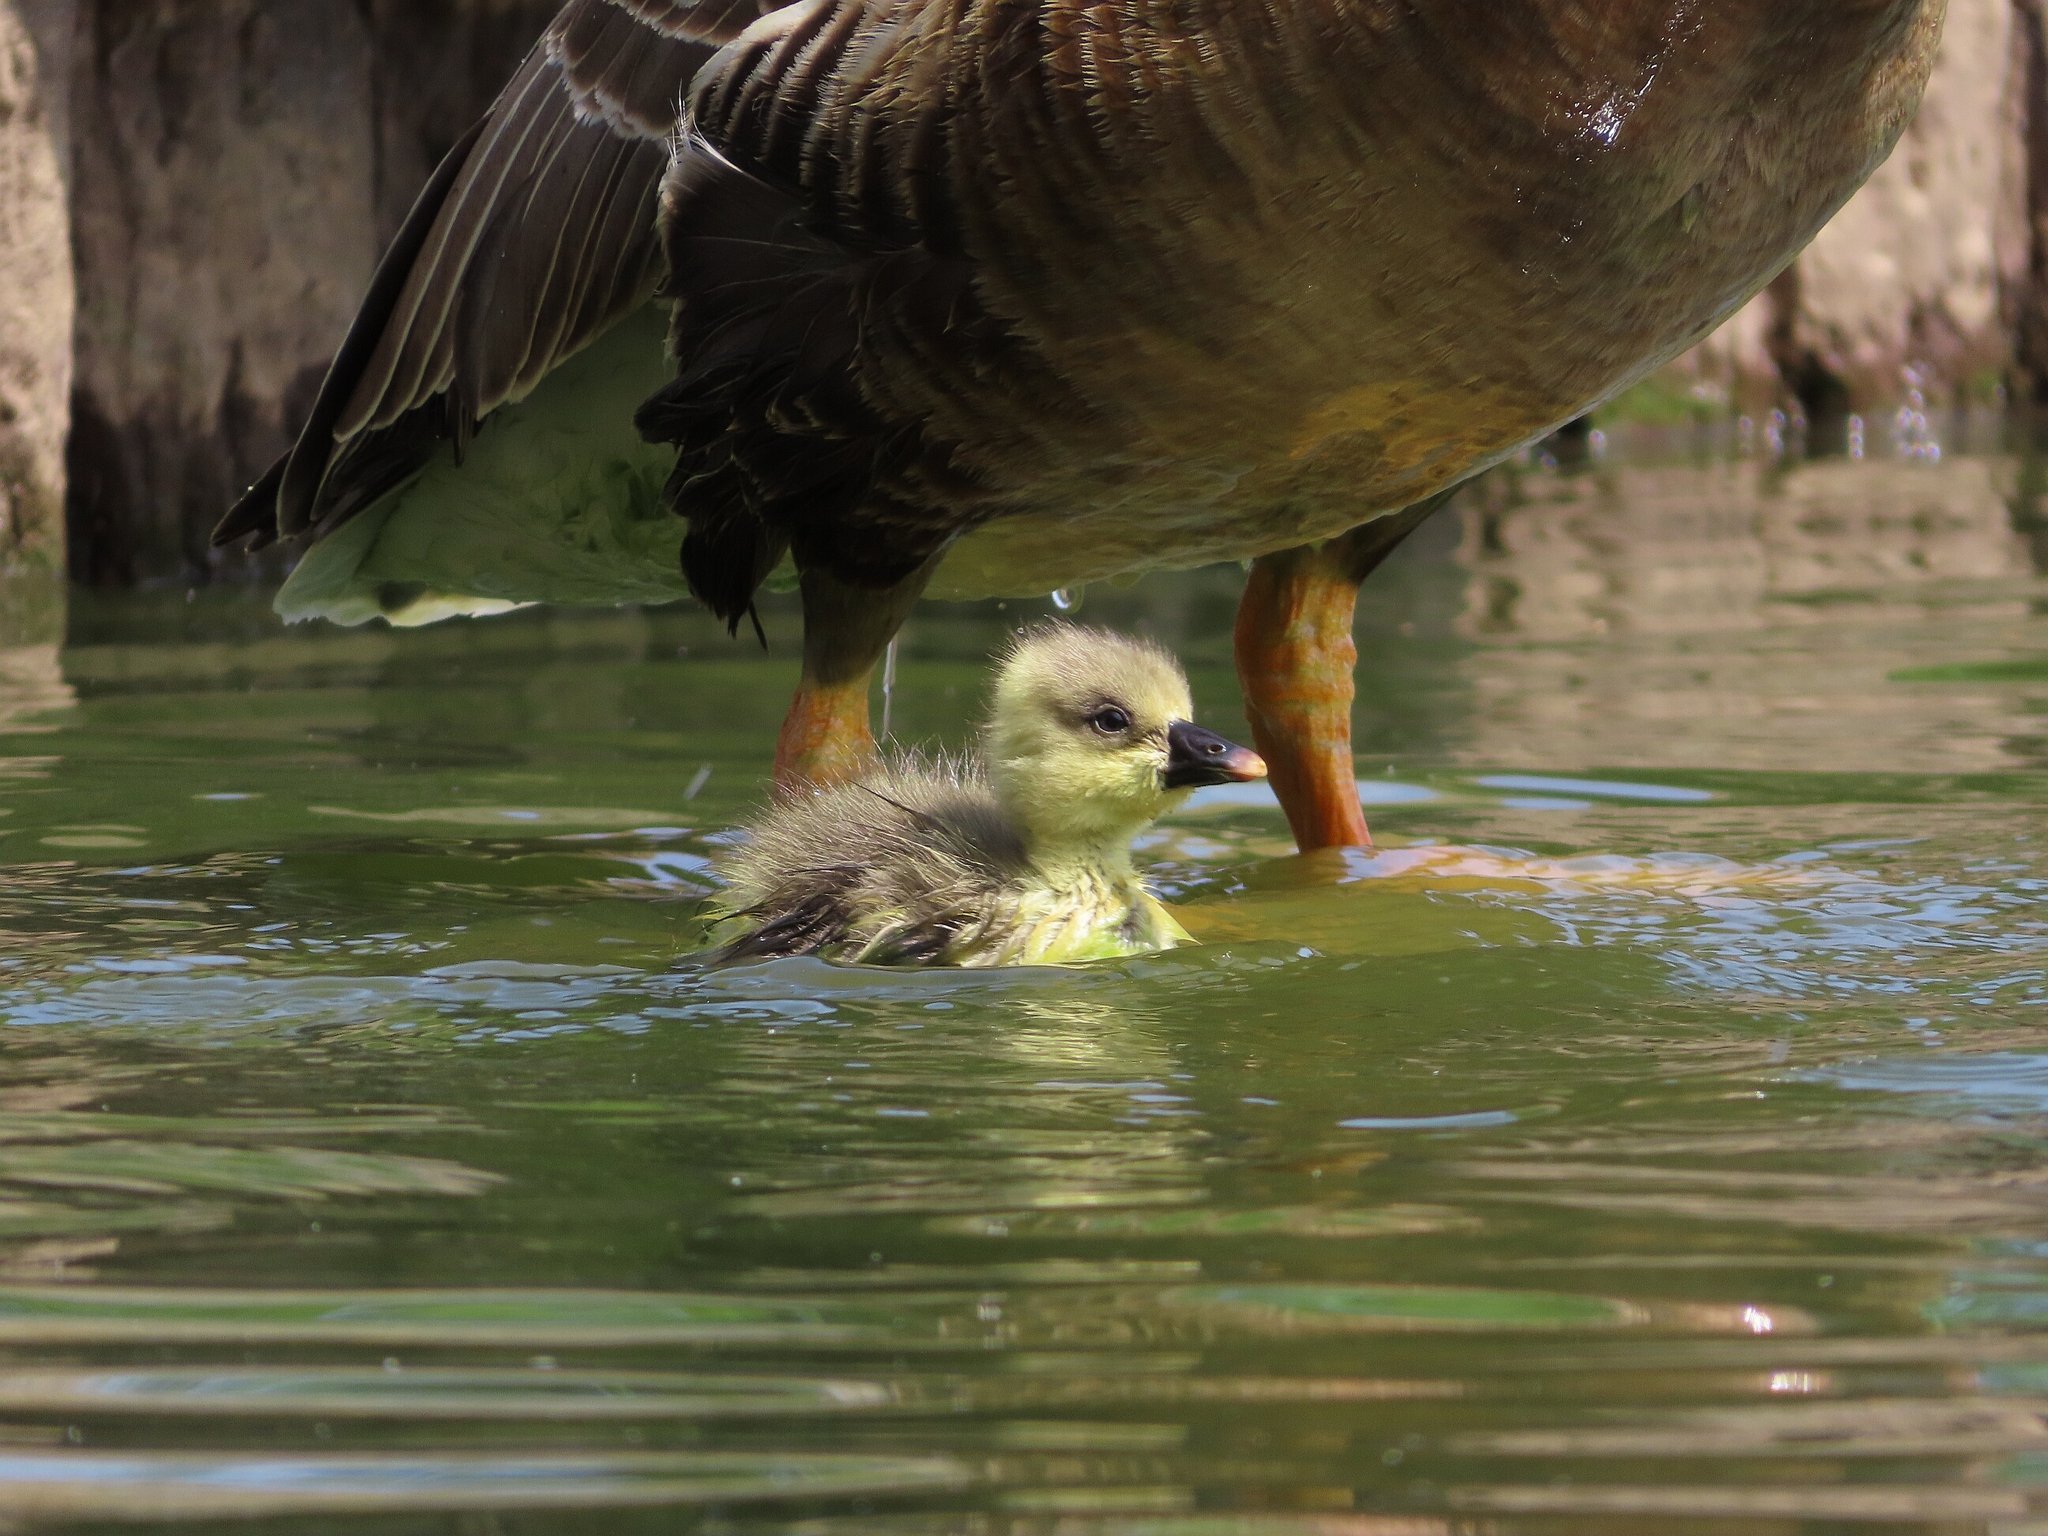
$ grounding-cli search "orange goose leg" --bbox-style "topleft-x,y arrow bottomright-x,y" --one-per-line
773,564 -> 931,791
1235,500 -> 1444,851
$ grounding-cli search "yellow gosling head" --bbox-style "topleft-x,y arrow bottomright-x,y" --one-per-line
984,625 -> 1268,866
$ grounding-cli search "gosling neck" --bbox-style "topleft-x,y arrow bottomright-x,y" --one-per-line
987,762 -> 1157,887
1018,822 -> 1145,889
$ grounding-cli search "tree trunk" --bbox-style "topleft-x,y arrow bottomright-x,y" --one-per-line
63,0 -> 556,585
2010,0 -> 2048,400
0,0 -> 73,583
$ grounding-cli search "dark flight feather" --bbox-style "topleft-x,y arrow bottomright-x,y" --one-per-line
215,0 -> 727,549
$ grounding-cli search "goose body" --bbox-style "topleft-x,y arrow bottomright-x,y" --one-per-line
221,0 -> 1945,846
711,627 -> 1265,967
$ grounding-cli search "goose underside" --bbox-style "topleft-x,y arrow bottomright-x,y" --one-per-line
274,121 -> 1006,633
267,352 -> 995,632
272,309 -> 683,628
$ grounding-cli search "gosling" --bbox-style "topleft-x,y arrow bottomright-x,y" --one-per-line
709,625 -> 1268,967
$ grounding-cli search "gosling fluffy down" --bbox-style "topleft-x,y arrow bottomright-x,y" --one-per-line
709,626 -> 1266,967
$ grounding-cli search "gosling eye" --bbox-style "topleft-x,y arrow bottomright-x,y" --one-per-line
1086,705 -> 1133,737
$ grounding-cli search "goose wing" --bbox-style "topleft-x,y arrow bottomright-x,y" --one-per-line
636,1 -> 1044,627
215,0 -> 781,549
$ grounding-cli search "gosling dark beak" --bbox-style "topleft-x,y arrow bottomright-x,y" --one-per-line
1163,720 -> 1269,790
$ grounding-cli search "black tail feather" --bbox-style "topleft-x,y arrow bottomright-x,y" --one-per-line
274,118 -> 490,539
213,454 -> 290,551
674,487 -> 790,635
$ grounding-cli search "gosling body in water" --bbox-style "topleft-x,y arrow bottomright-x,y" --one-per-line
712,628 -> 1267,967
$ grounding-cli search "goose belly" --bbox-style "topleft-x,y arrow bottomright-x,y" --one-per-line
275,311 -> 684,628
928,0 -> 1944,599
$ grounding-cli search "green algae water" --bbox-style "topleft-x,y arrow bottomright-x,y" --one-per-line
1,455 -> 2046,1532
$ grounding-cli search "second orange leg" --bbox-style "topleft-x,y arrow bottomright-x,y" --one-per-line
1234,501 -> 1444,852
1235,544 -> 1372,851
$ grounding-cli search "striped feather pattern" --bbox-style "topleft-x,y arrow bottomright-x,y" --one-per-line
225,1 -> 736,544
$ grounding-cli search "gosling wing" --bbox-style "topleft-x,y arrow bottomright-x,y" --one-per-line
712,774 -> 1028,966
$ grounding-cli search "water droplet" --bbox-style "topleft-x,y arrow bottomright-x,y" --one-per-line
1889,363 -> 1943,461
1050,587 -> 1084,615
879,638 -> 900,742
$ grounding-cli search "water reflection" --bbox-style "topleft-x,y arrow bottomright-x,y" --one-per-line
1447,455 -> 2048,775
0,1447 -> 969,1522
0,457 -> 2043,1527
1459,454 -> 2041,642
0,640 -> 70,735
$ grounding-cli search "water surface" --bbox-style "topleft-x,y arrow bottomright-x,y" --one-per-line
2,452 -> 2047,1532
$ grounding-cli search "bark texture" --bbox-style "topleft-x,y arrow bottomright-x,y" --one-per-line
1667,0 -> 2030,424
2011,0 -> 2048,397
0,0 -> 73,574
64,0 -> 555,584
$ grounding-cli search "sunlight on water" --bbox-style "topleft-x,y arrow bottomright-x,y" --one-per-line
0,453 -> 2046,1528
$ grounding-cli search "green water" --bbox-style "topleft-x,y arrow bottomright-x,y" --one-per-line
2,459 -> 2047,1532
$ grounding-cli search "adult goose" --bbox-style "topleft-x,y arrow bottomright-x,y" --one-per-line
217,0 -> 1944,849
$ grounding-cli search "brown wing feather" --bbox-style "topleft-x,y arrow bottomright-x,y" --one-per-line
602,0 -> 774,39
217,0 -> 774,548
212,115 -> 485,550
342,0 -> 757,441
638,2 -> 1047,626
